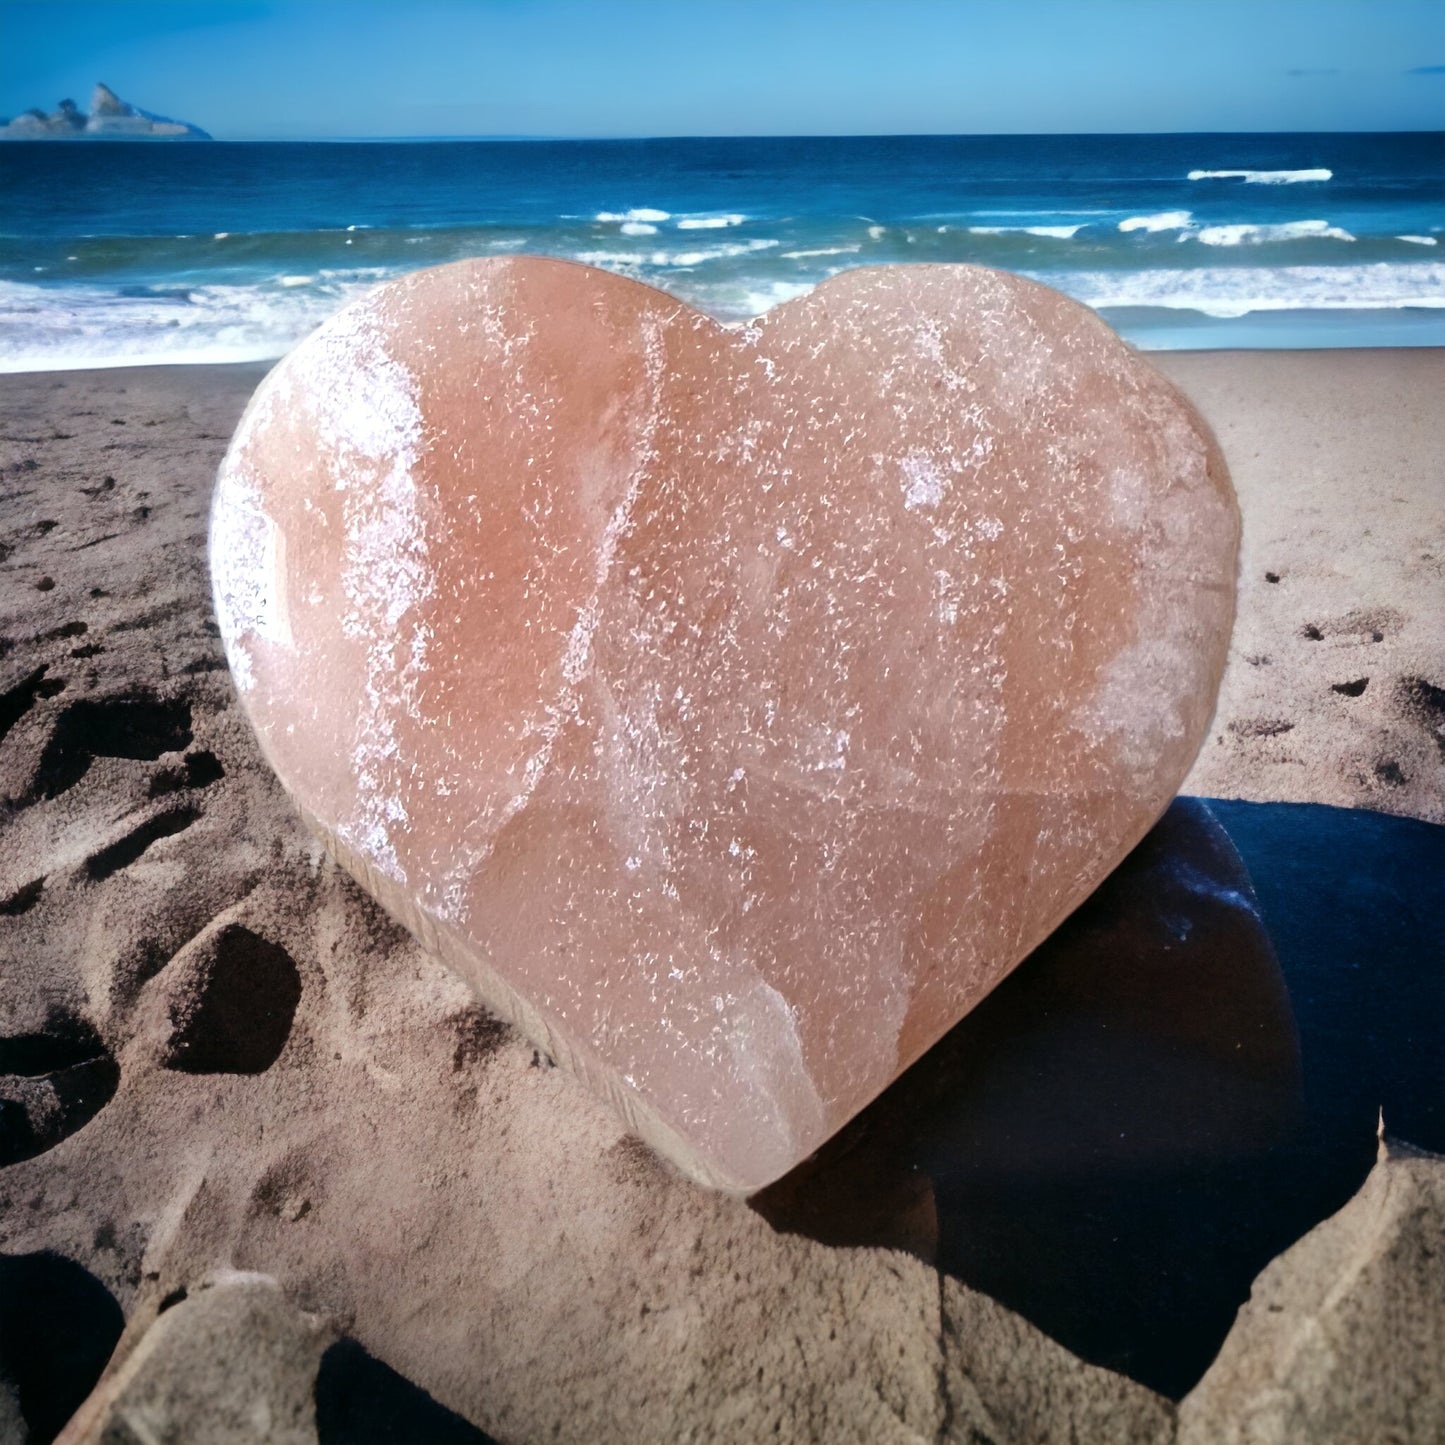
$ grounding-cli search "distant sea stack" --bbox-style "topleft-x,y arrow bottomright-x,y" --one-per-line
0,83 -> 210,139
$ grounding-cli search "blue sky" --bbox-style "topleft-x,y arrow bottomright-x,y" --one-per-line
3,0 -> 1442,139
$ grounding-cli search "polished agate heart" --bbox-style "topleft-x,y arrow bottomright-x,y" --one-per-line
211,258 -> 1238,1192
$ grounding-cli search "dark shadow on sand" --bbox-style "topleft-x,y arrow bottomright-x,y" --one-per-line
0,1251 -> 125,1445
753,796 -> 1444,1400
315,1337 -> 497,1445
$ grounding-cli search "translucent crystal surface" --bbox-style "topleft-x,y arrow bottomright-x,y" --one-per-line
211,257 -> 1238,1192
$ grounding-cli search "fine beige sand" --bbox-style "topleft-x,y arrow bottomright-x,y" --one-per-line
0,349 -> 1442,1443
1160,349 -> 1445,823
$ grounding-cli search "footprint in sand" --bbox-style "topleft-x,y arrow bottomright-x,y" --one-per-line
28,692 -> 192,801
0,666 -> 67,748
159,924 -> 302,1076
1302,606 -> 1402,646
147,750 -> 225,799
85,806 -> 201,882
0,1011 -> 120,1167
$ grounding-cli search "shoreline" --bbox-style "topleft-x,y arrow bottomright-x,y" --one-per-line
4,308 -> 1444,377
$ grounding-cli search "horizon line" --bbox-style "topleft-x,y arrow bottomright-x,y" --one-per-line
20,125 -> 1440,144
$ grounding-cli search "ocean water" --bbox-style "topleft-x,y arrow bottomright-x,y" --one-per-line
0,131 -> 1440,371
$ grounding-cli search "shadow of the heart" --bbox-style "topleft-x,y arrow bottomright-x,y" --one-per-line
754,794 -> 1445,1398
753,796 -> 1303,1398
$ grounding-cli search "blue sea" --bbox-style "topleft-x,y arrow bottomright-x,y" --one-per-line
0,131 -> 1440,370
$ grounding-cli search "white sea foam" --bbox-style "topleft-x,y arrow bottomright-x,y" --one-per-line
780,245 -> 862,259
1042,261 -> 1445,318
676,214 -> 746,229
569,249 -> 647,267
1194,220 -> 1355,245
651,239 -> 781,267
1399,234 -> 1438,246
718,279 -> 816,320
595,207 -> 671,223
6,244 -> 1442,375
1188,168 -> 1332,184
1119,211 -> 1194,233
968,208 -> 1115,218
0,272 -> 393,372
620,221 -> 658,236
568,237 -> 781,271
968,223 -> 1087,239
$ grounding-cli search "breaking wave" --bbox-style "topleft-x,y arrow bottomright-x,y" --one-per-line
1050,261 -> 1445,318
968,223 -> 1087,239
595,207 -> 671,224
0,271 -> 389,371
780,245 -> 863,259
676,214 -> 747,229
572,238 -> 782,271
1119,211 -> 1194,233
4,254 -> 1441,372
1188,168 -> 1333,184
1193,220 -> 1355,245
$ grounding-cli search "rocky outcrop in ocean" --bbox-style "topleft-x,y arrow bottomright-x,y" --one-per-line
0,83 -> 210,139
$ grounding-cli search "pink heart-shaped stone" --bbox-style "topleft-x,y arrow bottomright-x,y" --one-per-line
211,257 -> 1237,1192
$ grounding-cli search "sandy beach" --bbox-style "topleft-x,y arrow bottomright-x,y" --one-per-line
1,348 -> 1442,1443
